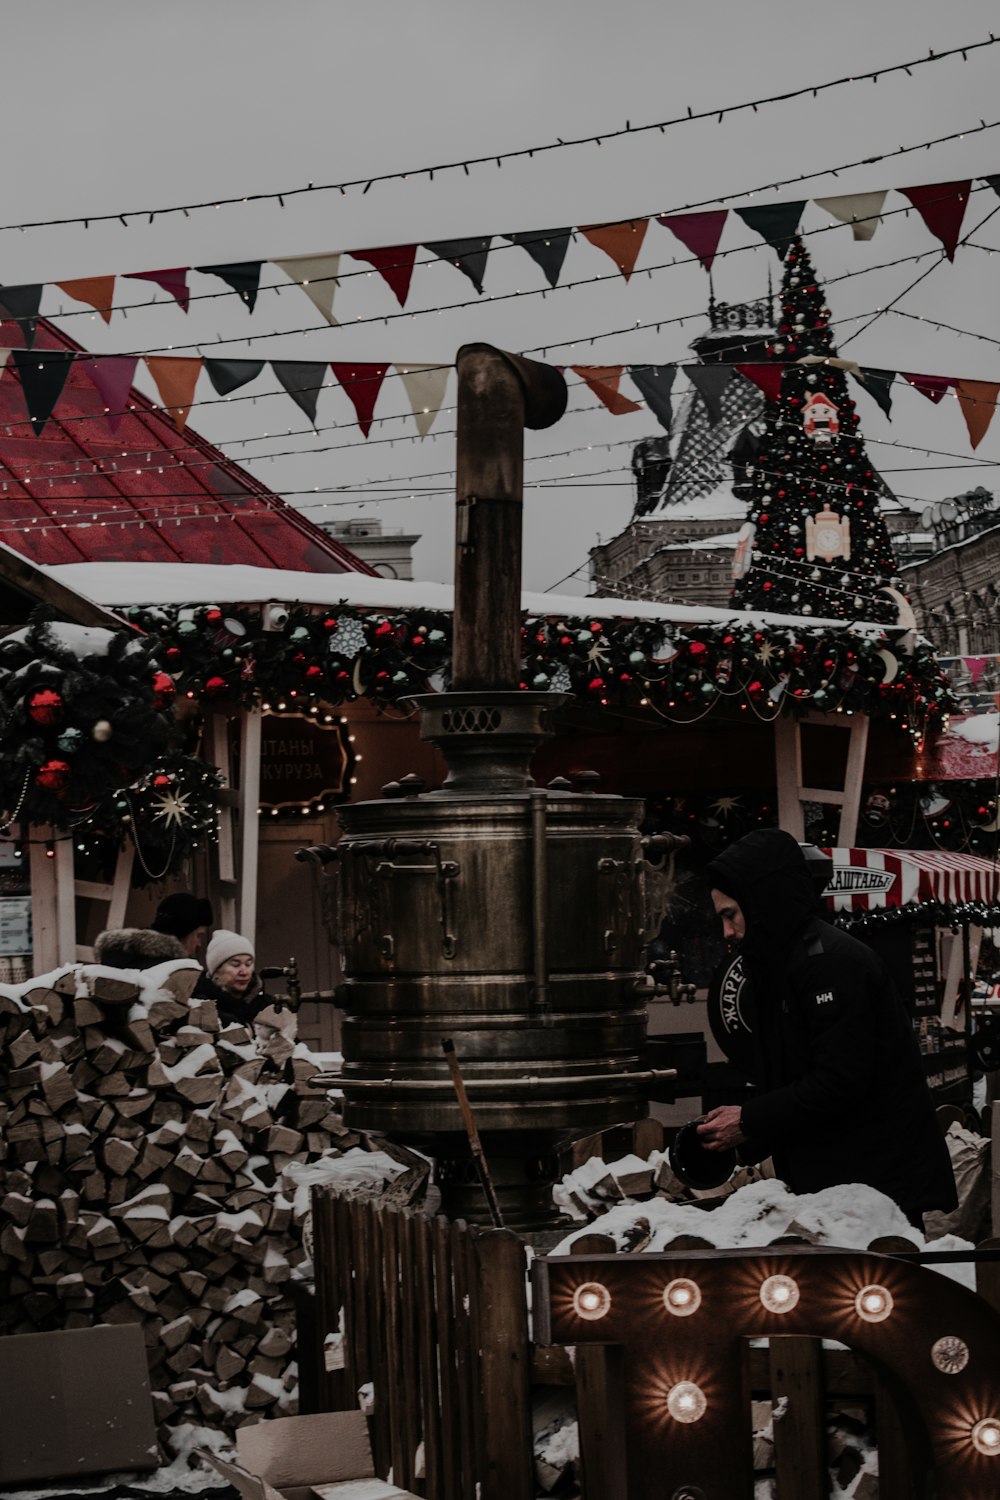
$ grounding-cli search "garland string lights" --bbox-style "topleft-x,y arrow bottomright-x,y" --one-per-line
0,34 -> 992,235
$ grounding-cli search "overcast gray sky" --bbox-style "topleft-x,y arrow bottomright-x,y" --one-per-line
4,0 -> 1000,591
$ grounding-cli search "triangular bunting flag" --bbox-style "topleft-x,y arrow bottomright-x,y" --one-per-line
11,349 -> 73,435
813,191 -> 887,242
0,285 -> 43,348
656,210 -> 727,272
55,276 -> 116,324
900,181 -> 970,261
578,219 -> 649,280
125,267 -> 190,312
854,368 -> 895,417
902,371 -> 953,404
395,363 -> 450,438
955,378 -> 1000,450
272,253 -> 341,325
349,246 -> 417,308
734,202 -> 806,259
204,359 -> 265,397
986,175 -> 1000,201
686,364 -> 733,425
272,362 -> 327,427
330,363 -> 389,437
196,262 -> 263,312
424,238 -> 492,294
79,355 -> 138,432
145,356 -> 202,432
964,655 -> 989,685
628,364 -> 677,431
571,366 -> 642,415
735,363 -> 783,401
503,229 -> 572,288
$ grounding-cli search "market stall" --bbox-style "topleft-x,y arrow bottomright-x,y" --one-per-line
821,846 -> 1000,1103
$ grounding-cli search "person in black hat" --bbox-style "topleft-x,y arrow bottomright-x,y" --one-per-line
697,827 -> 956,1229
150,892 -> 214,960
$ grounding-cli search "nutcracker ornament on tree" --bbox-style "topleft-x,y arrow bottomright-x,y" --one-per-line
729,236 -> 902,624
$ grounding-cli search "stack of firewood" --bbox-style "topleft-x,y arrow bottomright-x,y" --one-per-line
0,960 -> 360,1451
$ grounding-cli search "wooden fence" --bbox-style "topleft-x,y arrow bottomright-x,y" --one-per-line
308,1183 -> 1000,1500
310,1188 -> 536,1500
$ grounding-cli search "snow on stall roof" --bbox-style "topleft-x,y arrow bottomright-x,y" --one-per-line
645,479 -> 746,522
42,560 -> 895,635
951,711 -> 1000,752
657,532 -> 741,552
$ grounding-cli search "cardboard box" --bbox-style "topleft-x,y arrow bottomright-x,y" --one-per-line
202,1410 -> 419,1500
0,1323 -> 158,1483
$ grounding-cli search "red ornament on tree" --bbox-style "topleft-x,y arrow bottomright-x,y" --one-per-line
28,689 -> 64,726
151,671 -> 176,710
165,646 -> 182,663
37,759 -> 71,794
322,616 -> 338,632
203,676 -> 227,698
205,607 -> 223,625
305,665 -> 324,683
153,774 -> 172,789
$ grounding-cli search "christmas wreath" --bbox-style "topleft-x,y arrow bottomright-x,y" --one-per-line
89,752 -> 225,886
0,617 -> 171,830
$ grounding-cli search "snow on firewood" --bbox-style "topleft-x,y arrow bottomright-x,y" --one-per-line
0,956 -> 417,1471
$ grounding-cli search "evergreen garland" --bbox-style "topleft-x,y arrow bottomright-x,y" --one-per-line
730,236 -> 902,624
125,599 -> 951,737
0,617 -> 169,830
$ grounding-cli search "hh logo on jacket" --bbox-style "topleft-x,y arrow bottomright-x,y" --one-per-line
813,990 -> 834,1005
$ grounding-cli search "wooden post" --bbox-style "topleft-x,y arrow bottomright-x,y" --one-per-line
570,1234 -> 628,1500
238,705 -> 262,938
768,1336 -> 826,1500
476,1231 -> 533,1500
207,713 -> 237,930
993,1103 -> 1000,1240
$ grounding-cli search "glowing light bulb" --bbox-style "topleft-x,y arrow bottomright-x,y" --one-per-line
854,1285 -> 893,1323
759,1275 -> 800,1314
572,1282 -> 611,1321
972,1418 -> 1000,1455
666,1381 -> 707,1424
663,1278 -> 702,1317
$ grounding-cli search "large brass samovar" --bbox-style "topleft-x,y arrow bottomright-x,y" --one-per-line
313,346 -> 678,1227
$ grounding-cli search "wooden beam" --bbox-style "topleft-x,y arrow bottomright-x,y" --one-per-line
774,716 -> 805,838
768,1336 -> 826,1500
238,707 -> 262,938
206,714 -> 236,930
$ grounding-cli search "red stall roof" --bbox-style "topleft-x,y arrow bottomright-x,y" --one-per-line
821,847 -> 1000,913
0,317 -> 376,576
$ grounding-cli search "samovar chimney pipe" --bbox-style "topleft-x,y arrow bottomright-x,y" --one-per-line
451,344 -> 566,690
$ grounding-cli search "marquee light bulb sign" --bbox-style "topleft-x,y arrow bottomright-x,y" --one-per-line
532,1247 -> 1000,1500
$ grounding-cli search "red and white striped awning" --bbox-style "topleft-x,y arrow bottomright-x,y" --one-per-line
820,847 -> 1000,913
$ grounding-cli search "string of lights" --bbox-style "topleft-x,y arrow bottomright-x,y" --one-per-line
2,35 -> 992,236
839,200 -> 1000,349
23,123 -> 999,330
17,179 -> 998,364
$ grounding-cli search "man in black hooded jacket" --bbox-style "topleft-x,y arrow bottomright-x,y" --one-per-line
697,828 -> 956,1226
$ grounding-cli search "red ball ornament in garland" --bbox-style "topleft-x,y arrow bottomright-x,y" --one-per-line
204,676 -> 227,698
688,641 -> 707,658
28,688 -> 64,726
151,671 -> 176,710
322,617 -> 338,632
165,646 -> 182,664
37,759 -> 71,794
305,665 -> 324,683
205,608 -> 223,625
153,774 -> 172,789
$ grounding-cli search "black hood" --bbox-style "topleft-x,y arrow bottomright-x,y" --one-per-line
707,828 -> 819,954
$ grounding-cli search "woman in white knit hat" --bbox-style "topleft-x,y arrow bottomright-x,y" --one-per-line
198,929 -> 265,1024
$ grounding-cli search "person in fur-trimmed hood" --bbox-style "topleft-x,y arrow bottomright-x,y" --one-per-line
94,927 -> 188,970
697,827 -> 956,1229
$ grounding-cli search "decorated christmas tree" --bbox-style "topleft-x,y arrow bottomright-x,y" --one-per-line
729,237 -> 902,624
